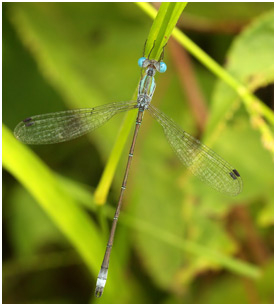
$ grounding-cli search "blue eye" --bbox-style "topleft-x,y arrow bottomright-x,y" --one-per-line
159,62 -> 167,73
138,57 -> 146,67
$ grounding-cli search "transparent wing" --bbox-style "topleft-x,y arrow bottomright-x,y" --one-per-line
14,101 -> 137,144
148,104 -> 242,196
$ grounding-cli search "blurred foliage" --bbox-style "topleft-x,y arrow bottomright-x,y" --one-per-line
2,2 -> 274,304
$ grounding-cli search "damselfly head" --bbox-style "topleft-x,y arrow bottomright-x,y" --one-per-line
138,57 -> 167,73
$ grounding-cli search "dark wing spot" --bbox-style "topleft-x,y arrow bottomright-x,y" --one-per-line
23,117 -> 32,122
233,169 -> 240,177
229,172 -> 237,180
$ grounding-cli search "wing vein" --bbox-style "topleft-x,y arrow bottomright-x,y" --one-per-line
147,104 -> 242,196
14,101 -> 137,144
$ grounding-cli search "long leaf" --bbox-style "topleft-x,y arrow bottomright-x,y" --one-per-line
2,124 -> 131,302
94,2 -> 187,204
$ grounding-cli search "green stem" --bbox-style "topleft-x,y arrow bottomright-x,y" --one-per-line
94,3 -> 187,205
172,27 -> 274,124
94,108 -> 137,205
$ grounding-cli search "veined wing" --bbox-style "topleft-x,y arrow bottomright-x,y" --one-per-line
14,101 -> 137,144
148,104 -> 242,196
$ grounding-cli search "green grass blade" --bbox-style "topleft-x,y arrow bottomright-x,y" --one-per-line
94,108 -> 137,205
2,125 -> 103,273
137,2 -> 188,59
138,3 -> 273,126
2,124 -> 131,301
94,2 -> 187,205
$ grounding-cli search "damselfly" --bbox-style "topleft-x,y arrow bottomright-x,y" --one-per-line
14,41 -> 242,298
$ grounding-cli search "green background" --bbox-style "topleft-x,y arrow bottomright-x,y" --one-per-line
2,2 -> 274,304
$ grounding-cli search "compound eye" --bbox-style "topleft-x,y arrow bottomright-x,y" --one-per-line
138,57 -> 146,67
159,62 -> 167,73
